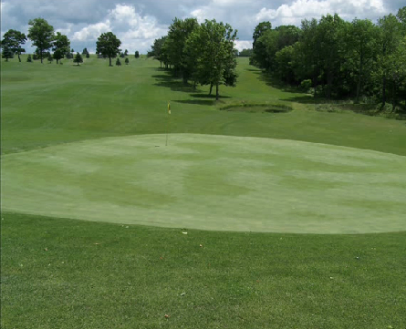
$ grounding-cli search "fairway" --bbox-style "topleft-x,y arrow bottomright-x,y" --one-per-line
3,133 -> 405,234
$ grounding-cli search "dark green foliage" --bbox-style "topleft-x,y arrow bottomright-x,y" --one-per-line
116,57 -> 121,66
1,29 -> 27,62
27,54 -> 32,62
47,53 -> 53,63
125,57 -> 129,65
148,37 -> 168,68
238,48 -> 253,57
27,18 -> 54,64
73,52 -> 83,65
52,32 -> 70,64
1,44 -> 13,61
96,32 -> 121,66
250,6 -> 406,109
134,50 -> 140,58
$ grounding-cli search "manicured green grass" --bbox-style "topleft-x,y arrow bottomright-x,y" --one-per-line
1,55 -> 406,328
2,55 -> 406,156
3,134 -> 406,233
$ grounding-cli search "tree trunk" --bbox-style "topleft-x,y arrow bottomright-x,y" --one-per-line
209,83 -> 213,95
382,74 -> 386,106
356,56 -> 364,103
109,57 -> 112,66
216,84 -> 219,101
18,54 -> 21,62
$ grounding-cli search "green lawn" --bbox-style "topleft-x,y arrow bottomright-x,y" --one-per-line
3,134 -> 406,234
1,55 -> 406,328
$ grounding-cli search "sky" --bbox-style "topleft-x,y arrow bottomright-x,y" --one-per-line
1,0 -> 404,54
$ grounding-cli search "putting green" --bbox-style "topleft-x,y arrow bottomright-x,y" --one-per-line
2,134 -> 406,233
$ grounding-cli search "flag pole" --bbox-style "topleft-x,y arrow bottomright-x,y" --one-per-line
166,101 -> 171,146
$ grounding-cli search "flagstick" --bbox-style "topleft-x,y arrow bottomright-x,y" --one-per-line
166,102 -> 170,146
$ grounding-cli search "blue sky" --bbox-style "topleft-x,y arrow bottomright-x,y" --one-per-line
1,0 -> 403,54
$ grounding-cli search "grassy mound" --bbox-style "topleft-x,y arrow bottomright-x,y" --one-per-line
3,133 -> 405,234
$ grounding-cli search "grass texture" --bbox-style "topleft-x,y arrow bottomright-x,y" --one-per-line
1,55 -> 406,328
2,133 -> 406,234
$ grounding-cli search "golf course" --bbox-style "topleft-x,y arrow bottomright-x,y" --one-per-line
2,55 -> 406,328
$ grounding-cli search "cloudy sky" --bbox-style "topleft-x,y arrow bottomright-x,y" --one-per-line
1,0 -> 403,54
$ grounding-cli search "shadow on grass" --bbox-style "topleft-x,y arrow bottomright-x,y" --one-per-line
253,70 -> 305,94
152,71 -> 201,93
189,93 -> 231,99
173,99 -> 216,106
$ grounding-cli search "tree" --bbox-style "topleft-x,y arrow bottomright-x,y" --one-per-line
1,29 -> 27,62
148,37 -> 168,68
125,57 -> 129,65
116,58 -> 121,66
96,32 -> 121,66
73,52 -> 83,65
135,50 -> 140,58
124,49 -> 128,56
28,18 -> 54,64
165,17 -> 200,83
187,19 -> 238,100
1,44 -> 13,61
82,47 -> 88,55
52,32 -> 70,64
376,14 -> 402,105
238,48 -> 253,57
251,21 -> 272,67
27,54 -> 32,62
47,53 -> 53,63
346,19 -> 379,101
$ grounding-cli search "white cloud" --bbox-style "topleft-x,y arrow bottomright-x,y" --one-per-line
255,0 -> 389,26
72,21 -> 111,41
70,4 -> 167,53
234,40 -> 252,51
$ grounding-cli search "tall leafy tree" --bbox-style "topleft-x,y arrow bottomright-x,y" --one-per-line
346,19 -> 379,101
148,36 -> 168,68
135,50 -> 140,58
187,19 -> 238,100
96,32 -> 121,66
376,14 -> 402,105
52,32 -> 70,64
1,29 -> 27,62
27,18 -> 54,64
251,21 -> 272,67
166,18 -> 199,83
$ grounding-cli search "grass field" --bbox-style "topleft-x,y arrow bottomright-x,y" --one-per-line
1,55 -> 406,328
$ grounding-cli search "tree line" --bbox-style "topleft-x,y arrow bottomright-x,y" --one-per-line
1,18 -> 141,66
147,18 -> 238,100
250,7 -> 406,109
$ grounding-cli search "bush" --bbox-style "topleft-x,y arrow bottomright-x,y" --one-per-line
116,58 -> 121,66
300,79 -> 312,92
27,54 -> 32,63
125,58 -> 129,65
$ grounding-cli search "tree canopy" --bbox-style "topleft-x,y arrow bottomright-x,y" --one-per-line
27,18 -> 54,64
1,29 -> 27,62
96,32 -> 121,66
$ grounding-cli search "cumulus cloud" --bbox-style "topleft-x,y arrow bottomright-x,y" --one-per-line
71,4 -> 168,53
255,0 -> 389,26
1,0 -> 402,54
